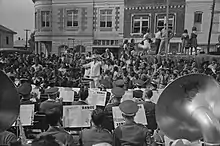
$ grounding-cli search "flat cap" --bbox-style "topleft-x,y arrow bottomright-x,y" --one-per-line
100,79 -> 112,88
119,100 -> 139,116
111,87 -> 125,98
18,82 -> 32,96
45,87 -> 59,95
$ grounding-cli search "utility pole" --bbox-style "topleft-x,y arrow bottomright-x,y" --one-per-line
165,0 -> 169,60
207,0 -> 216,54
24,29 -> 30,50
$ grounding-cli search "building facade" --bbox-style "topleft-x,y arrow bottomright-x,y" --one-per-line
185,0 -> 220,52
33,0 -> 124,55
124,0 -> 186,53
0,25 -> 17,49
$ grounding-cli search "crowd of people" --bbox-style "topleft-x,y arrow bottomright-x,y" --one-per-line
0,42 -> 220,146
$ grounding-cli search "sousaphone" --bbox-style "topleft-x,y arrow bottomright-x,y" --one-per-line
156,74 -> 220,145
0,71 -> 20,133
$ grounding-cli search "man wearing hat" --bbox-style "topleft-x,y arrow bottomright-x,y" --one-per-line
113,100 -> 151,146
102,87 -> 125,132
141,90 -> 157,134
133,80 -> 145,99
18,82 -> 34,104
39,87 -> 63,115
113,79 -> 124,88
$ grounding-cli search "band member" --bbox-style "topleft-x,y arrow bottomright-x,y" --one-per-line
37,108 -> 76,146
0,130 -> 17,145
39,87 -> 62,115
83,55 -> 102,88
18,82 -> 35,104
103,87 -> 125,132
141,90 -> 157,133
113,79 -> 124,88
133,80 -> 145,97
79,108 -> 113,146
32,135 -> 61,146
113,100 -> 151,146
72,87 -> 89,105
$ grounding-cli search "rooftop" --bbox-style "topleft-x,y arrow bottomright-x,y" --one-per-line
0,25 -> 17,34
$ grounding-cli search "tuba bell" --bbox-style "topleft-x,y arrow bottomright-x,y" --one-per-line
0,71 -> 20,133
156,74 -> 220,145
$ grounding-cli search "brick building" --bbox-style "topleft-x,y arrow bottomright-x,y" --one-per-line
33,0 -> 124,56
0,24 -> 17,49
185,0 -> 220,53
124,0 -> 186,53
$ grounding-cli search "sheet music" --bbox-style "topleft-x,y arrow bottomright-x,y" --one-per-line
20,104 -> 34,126
88,90 -> 107,106
59,87 -> 75,102
63,105 -> 95,127
112,104 -> 147,128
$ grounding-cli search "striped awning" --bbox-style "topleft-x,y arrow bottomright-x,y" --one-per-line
125,5 -> 185,10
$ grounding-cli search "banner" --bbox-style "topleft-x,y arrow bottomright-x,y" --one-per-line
88,90 -> 107,106
20,104 -> 35,126
59,87 -> 75,102
63,105 -> 95,128
112,104 -> 147,128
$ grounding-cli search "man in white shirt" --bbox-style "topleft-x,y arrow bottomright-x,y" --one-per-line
83,55 -> 102,88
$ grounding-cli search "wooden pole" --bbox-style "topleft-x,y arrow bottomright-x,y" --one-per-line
165,0 -> 169,60
207,0 -> 216,54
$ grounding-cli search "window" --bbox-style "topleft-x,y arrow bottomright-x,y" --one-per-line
67,10 -> 79,27
132,15 -> 150,34
35,12 -> 37,29
194,12 -> 203,32
213,11 -> 220,33
156,14 -> 175,32
41,11 -> 50,27
6,36 -> 9,45
100,9 -> 112,28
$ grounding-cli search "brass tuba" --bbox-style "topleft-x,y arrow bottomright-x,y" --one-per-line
156,74 -> 220,145
0,71 -> 20,132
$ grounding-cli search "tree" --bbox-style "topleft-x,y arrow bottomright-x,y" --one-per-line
28,31 -> 35,52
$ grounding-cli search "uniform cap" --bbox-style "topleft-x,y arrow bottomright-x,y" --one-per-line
111,87 -> 125,98
45,87 -> 59,95
100,79 -> 112,88
119,100 -> 139,116
114,80 -> 124,87
17,82 -> 32,96
133,90 -> 143,98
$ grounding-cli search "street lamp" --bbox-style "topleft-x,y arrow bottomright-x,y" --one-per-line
165,0 -> 169,60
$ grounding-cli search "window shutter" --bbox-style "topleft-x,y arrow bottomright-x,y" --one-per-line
58,8 -> 64,31
81,8 -> 88,31
37,9 -> 41,31
115,7 -> 120,31
93,8 -> 98,31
